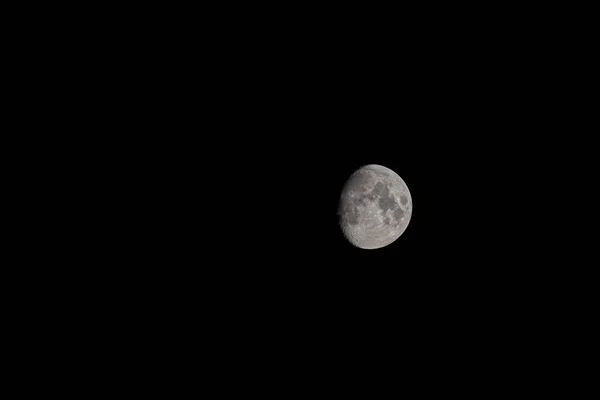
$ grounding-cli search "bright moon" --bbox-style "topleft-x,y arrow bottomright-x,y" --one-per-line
338,164 -> 412,249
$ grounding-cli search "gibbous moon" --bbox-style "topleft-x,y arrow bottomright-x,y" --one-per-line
338,164 -> 412,249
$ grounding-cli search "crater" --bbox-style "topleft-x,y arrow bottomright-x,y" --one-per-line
400,195 -> 408,205
383,217 -> 390,225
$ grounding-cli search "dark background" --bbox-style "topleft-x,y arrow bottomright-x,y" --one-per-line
3,4 -> 594,395
130,28 -> 547,280
120,36 -> 561,362
55,6 -> 593,387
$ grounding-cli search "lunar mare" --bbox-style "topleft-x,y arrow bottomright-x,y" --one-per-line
338,164 -> 412,249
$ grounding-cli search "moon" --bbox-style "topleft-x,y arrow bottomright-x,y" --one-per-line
338,164 -> 412,249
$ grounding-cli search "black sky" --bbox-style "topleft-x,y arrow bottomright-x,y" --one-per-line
95,10 -> 593,383
130,20 -> 567,321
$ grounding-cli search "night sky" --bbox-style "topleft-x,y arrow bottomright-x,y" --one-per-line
97,9 -> 587,386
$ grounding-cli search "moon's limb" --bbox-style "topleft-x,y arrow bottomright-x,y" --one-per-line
338,164 -> 412,249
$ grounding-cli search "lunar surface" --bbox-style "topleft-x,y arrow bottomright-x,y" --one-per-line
338,164 -> 412,249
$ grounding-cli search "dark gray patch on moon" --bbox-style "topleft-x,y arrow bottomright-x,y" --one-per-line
400,195 -> 408,205
353,195 -> 367,207
378,195 -> 397,214
384,216 -> 390,225
394,207 -> 404,222
372,182 -> 388,197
